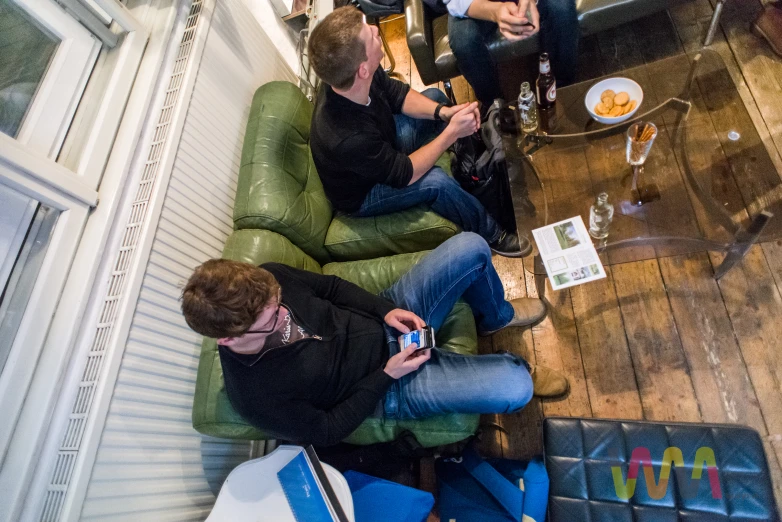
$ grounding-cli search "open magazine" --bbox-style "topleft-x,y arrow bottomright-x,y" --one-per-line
531,216 -> 606,291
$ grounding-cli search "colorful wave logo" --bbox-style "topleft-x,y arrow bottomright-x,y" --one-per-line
612,447 -> 722,500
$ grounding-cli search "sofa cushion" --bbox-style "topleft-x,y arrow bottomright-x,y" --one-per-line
233,81 -> 332,264
222,229 -> 321,273
324,206 -> 458,261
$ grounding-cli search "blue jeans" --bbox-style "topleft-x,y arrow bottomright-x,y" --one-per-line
355,88 -> 503,244
377,232 -> 533,419
448,0 -> 579,105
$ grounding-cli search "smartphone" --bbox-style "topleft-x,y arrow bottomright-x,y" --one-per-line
401,326 -> 435,351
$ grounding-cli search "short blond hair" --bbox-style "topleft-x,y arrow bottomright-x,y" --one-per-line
308,6 -> 367,90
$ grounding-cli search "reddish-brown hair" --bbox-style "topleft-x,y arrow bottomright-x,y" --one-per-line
181,259 -> 280,339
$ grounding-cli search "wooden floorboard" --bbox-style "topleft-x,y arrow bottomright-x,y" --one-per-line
379,2 -> 782,513
612,260 -> 703,423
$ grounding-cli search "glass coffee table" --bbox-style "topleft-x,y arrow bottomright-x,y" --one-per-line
502,49 -> 782,279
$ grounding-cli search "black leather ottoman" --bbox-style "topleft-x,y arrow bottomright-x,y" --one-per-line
544,417 -> 780,521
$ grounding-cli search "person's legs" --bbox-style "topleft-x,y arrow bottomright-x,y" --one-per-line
448,15 -> 503,106
394,88 -> 450,155
356,168 -> 503,243
537,0 -> 579,86
396,348 -> 534,418
380,232 -> 514,333
379,232 -> 533,418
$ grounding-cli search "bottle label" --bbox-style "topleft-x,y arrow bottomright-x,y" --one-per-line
540,61 -> 550,74
546,83 -> 556,102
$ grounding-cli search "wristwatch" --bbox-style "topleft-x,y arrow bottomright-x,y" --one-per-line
434,102 -> 447,121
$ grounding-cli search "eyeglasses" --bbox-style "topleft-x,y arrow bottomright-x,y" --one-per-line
244,291 -> 281,335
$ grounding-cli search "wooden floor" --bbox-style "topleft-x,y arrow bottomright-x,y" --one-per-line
379,0 -> 782,517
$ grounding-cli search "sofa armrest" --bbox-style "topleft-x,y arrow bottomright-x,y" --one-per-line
405,0 -> 440,86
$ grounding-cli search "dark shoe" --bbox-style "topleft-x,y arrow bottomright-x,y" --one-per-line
489,231 -> 533,258
531,365 -> 570,398
478,298 -> 547,336
752,4 -> 782,57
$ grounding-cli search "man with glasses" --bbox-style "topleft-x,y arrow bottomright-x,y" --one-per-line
181,233 -> 568,446
307,6 -> 527,257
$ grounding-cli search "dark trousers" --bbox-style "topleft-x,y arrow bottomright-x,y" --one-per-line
448,0 -> 579,106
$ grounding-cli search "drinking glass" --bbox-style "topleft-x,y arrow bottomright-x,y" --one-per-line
626,122 -> 658,165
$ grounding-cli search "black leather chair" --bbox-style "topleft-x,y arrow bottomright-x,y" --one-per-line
544,417 -> 780,521
353,0 -> 405,74
405,0 -> 709,89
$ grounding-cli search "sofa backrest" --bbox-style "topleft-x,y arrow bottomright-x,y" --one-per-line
233,81 -> 332,265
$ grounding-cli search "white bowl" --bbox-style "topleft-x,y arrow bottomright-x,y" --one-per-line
585,77 -> 644,124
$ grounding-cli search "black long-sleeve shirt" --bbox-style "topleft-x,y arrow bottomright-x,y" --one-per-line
310,67 -> 413,213
218,263 -> 396,446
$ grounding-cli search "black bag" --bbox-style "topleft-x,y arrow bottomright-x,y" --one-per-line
314,431 -> 433,486
451,104 -> 517,233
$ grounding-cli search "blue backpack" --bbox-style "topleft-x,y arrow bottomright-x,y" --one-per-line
436,443 -> 549,522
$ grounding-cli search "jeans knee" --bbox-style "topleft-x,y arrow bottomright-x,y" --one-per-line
420,167 -> 455,190
448,19 -> 484,58
542,0 -> 577,20
450,232 -> 491,262
504,362 -> 533,411
421,88 -> 450,105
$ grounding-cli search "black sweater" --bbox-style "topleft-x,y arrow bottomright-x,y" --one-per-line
218,263 -> 396,446
310,67 -> 413,213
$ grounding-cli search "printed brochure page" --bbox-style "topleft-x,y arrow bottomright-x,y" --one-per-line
531,216 -> 606,290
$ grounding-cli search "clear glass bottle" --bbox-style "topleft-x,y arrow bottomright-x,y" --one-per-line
518,82 -> 538,133
589,192 -> 614,239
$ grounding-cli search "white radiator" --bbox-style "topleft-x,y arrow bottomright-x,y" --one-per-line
71,0 -> 297,519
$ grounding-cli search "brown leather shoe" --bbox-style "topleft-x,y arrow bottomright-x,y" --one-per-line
752,4 -> 782,57
531,365 -> 569,398
478,298 -> 547,336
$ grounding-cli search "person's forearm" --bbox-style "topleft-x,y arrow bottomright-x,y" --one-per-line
408,129 -> 455,184
466,0 -> 500,22
401,89 -> 442,120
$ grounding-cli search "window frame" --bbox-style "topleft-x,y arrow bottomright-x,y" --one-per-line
0,137 -> 94,464
7,0 -> 102,159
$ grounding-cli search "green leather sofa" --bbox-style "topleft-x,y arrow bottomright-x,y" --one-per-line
405,0 -> 689,86
191,81 -> 480,447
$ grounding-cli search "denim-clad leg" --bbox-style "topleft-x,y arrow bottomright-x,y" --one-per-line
378,233 -> 532,419
538,0 -> 579,85
394,88 -> 450,154
356,168 -> 502,242
448,16 -> 503,106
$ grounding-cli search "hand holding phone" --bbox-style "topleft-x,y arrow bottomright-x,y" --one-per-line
384,343 -> 431,379
400,326 -> 435,352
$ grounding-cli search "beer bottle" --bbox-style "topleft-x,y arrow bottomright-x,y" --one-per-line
536,53 -> 556,109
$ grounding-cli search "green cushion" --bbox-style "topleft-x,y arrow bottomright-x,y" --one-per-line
222,229 -> 321,273
193,337 -> 266,440
324,206 -> 458,262
192,246 -> 479,446
233,81 -> 332,264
